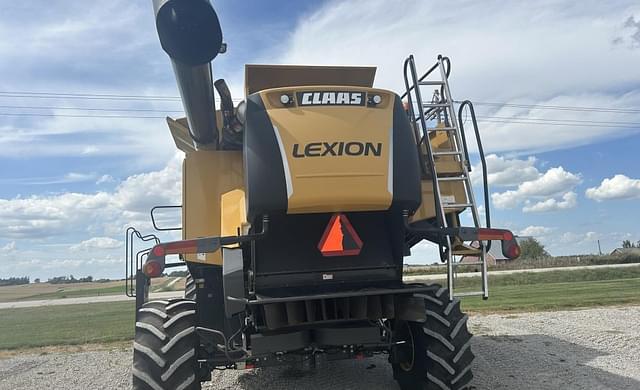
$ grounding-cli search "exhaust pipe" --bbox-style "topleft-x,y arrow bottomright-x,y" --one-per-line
153,0 -> 224,148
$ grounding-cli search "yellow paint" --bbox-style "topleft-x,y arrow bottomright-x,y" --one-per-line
262,86 -> 394,214
182,150 -> 244,265
220,189 -> 246,248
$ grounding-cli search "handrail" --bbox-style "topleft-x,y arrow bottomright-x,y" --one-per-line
400,55 -> 450,100
125,227 -> 160,297
457,100 -> 492,251
150,205 -> 182,231
403,55 -> 443,228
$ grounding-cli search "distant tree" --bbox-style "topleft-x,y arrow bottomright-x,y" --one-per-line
48,275 -> 94,284
34,278 -> 40,283
0,276 -> 30,286
518,238 -> 549,259
622,240 -> 637,248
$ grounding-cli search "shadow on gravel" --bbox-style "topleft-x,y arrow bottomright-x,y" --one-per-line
472,334 -> 640,390
209,334 -> 639,390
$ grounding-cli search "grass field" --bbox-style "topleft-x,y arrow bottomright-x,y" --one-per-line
0,301 -> 134,349
0,277 -> 183,303
0,268 -> 638,349
403,254 -> 640,275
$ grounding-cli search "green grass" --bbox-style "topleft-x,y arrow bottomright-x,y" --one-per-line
0,301 -> 134,349
462,278 -> 640,313
455,266 -> 640,289
403,254 -> 640,275
0,268 -> 639,350
452,267 -> 640,311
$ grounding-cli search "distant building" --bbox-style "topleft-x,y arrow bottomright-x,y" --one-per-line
610,247 -> 640,256
460,252 -> 498,266
459,240 -> 510,266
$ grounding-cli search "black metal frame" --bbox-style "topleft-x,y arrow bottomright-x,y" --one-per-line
150,205 -> 182,231
125,227 -> 159,298
457,100 -> 492,250
402,55 -> 493,252
402,55 -> 453,229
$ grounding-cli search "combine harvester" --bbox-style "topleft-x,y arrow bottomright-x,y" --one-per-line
125,1 -> 520,389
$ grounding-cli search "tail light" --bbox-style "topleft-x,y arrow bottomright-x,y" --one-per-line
501,239 -> 521,260
143,260 -> 164,278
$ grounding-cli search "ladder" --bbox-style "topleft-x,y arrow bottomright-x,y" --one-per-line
402,55 -> 489,301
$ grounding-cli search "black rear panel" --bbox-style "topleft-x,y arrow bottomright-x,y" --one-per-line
253,211 -> 405,295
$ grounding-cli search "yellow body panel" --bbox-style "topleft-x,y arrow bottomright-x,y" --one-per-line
262,86 -> 394,214
220,189 -> 246,248
182,151 -> 244,265
412,179 -> 468,222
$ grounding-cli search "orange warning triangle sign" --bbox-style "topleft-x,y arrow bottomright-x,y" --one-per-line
318,213 -> 363,257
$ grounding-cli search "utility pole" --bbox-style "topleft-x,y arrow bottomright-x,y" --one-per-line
597,240 -> 602,256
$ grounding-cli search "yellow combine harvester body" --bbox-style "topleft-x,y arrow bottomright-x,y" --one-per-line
126,2 -> 519,389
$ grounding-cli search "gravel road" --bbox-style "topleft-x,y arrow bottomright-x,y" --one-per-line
1,306 -> 639,389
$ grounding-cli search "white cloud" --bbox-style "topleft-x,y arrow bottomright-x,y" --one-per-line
492,167 -> 581,211
523,191 -> 578,213
70,237 -> 122,251
0,172 -> 97,186
518,226 -> 553,237
63,172 -> 95,182
96,174 -> 116,185
585,174 -> 640,201
1,241 -> 16,252
279,0 -> 640,153
0,153 -> 182,239
82,146 -> 100,155
471,154 -> 540,187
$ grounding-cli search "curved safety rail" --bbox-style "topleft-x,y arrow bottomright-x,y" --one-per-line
457,100 -> 492,251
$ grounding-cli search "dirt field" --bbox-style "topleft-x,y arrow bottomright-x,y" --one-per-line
0,277 -> 182,303
0,306 -> 638,389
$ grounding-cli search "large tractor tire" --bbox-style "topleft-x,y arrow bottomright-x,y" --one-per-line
133,299 -> 200,390
184,274 -> 196,300
392,287 -> 474,390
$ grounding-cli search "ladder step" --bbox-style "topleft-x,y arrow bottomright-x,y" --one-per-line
419,81 -> 444,86
454,291 -> 485,297
443,203 -> 473,208
428,127 -> 456,132
437,176 -> 468,182
422,103 -> 450,108
453,261 -> 483,266
433,151 -> 463,156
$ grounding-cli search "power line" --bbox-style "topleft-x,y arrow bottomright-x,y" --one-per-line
1,90 -> 637,113
477,115 -> 640,127
0,91 -> 181,100
0,112 -> 166,119
0,90 -> 638,127
0,90 -> 244,103
477,119 -> 640,129
461,101 -> 640,114
0,104 -> 184,113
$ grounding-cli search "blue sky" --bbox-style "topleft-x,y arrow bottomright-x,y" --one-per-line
1,0 -> 640,279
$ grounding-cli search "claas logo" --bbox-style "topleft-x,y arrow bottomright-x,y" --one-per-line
318,213 -> 363,257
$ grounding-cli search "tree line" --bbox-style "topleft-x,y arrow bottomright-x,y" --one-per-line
0,275 -> 108,286
0,276 -> 30,287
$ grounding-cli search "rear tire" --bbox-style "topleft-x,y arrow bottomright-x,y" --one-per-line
133,299 -> 200,390
184,274 -> 196,300
392,286 -> 474,390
